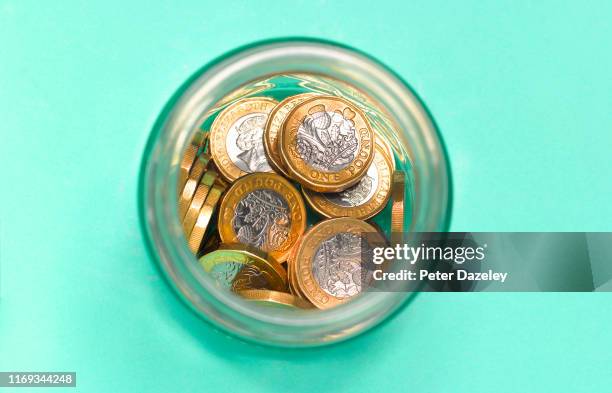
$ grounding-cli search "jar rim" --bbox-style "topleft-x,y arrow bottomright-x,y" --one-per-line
139,37 -> 452,346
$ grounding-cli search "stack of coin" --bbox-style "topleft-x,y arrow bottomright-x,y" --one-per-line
176,89 -> 404,311
178,132 -> 228,254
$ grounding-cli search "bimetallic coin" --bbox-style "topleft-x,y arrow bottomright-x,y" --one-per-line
182,170 -> 218,237
188,183 -> 225,253
237,289 -> 313,309
279,96 -> 375,192
209,97 -> 278,182
263,93 -> 319,177
178,153 -> 211,219
391,170 -> 406,233
198,247 -> 286,292
293,218 -> 382,309
217,173 -> 307,263
302,141 -> 393,219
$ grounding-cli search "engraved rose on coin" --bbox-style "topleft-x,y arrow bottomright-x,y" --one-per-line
232,189 -> 291,251
325,174 -> 374,207
296,105 -> 359,172
312,232 -> 363,298
233,114 -> 271,172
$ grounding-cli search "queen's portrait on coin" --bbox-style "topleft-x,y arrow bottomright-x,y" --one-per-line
234,114 -> 271,172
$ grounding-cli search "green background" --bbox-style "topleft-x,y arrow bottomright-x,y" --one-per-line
1,1 -> 611,392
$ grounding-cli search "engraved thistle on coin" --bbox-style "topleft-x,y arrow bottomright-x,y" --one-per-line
296,104 -> 359,172
232,190 -> 291,251
232,114 -> 271,172
312,232 -> 363,298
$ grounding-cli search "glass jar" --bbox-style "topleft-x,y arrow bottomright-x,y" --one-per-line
140,38 -> 452,347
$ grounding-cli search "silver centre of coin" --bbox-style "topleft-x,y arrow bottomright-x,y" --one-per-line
323,160 -> 379,207
226,113 -> 273,173
295,110 -> 359,172
232,189 -> 291,251
312,232 -> 363,298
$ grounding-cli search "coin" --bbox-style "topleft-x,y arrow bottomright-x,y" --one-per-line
279,96 -> 375,192
391,170 -> 405,233
178,153 -> 211,219
188,183 -> 225,253
198,246 -> 286,292
182,170 -> 218,237
217,172 -> 307,263
293,217 -> 382,309
209,97 -> 278,182
178,144 -> 198,194
237,289 -> 313,309
263,93 -> 319,177
178,130 -> 209,193
302,140 -> 393,219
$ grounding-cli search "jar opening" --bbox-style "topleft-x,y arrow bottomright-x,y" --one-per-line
141,39 -> 451,346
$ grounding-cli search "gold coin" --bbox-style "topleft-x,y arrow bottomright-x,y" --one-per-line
237,289 -> 313,309
279,96 -> 375,192
391,170 -> 406,233
293,217 -> 382,309
263,93 -> 319,177
302,141 -> 393,219
177,130 -> 209,193
209,97 -> 278,182
182,170 -> 218,237
178,144 -> 198,194
198,246 -> 286,292
188,183 -> 224,253
217,172 -> 307,263
178,153 -> 211,219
